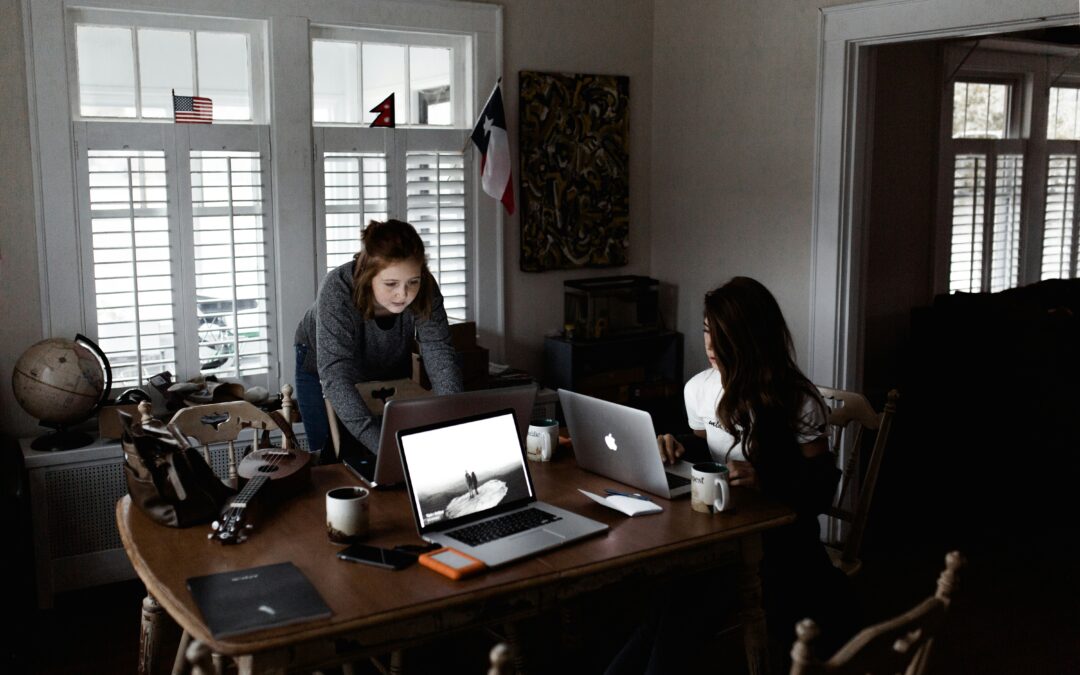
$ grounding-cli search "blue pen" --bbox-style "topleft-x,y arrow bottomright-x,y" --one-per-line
604,488 -> 652,502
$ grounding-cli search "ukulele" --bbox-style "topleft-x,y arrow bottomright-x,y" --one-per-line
209,418 -> 312,544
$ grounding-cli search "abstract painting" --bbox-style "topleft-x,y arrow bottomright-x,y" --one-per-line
519,71 -> 630,271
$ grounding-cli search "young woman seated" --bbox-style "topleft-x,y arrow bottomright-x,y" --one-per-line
608,277 -> 858,674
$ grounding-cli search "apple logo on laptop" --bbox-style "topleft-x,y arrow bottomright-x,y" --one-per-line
604,433 -> 618,451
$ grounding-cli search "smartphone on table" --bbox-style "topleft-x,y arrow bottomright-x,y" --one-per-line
337,543 -> 416,570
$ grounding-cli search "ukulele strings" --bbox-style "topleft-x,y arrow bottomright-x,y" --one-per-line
219,429 -> 293,525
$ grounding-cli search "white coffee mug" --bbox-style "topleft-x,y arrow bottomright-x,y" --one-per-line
526,418 -> 559,462
326,486 -> 370,543
690,462 -> 732,514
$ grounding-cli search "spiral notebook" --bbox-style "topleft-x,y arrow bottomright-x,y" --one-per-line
187,562 -> 331,638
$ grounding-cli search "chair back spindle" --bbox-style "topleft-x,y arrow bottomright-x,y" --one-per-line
816,387 -> 899,576
167,385 -> 298,487
789,550 -> 965,675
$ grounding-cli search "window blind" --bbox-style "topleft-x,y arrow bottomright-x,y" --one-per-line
190,151 -> 270,377
406,151 -> 467,321
1042,154 -> 1078,280
949,154 -> 987,293
87,149 -> 176,387
989,155 -> 1023,292
322,152 -> 388,272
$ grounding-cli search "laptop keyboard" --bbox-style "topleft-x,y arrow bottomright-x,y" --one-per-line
446,508 -> 562,547
666,472 -> 690,489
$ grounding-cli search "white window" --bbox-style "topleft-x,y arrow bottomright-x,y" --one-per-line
75,124 -> 273,388
939,48 -> 1080,293
68,9 -> 272,389
311,27 -> 467,127
944,79 -> 1027,293
28,0 -> 503,396
71,10 -> 265,122
312,26 -> 474,322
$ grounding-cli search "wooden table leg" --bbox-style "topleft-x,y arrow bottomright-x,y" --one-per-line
171,631 -> 192,675
739,534 -> 770,675
503,621 -> 527,675
235,650 -> 288,675
186,639 -> 217,675
389,649 -> 404,675
140,593 -> 168,675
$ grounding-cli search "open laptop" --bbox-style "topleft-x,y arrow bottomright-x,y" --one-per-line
340,384 -> 538,488
397,408 -> 608,567
559,388 -> 697,499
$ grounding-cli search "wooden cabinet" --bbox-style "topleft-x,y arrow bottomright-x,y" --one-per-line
544,331 -> 684,427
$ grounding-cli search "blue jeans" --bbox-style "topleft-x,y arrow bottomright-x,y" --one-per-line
294,344 -> 329,455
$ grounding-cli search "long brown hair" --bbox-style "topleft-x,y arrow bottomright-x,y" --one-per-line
704,277 -> 822,465
351,219 -> 435,320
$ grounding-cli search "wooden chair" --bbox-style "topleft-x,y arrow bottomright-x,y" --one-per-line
817,387 -> 899,576
324,396 -> 343,461
168,384 -> 297,488
789,550 -> 965,675
487,643 -> 513,675
161,386 -> 300,675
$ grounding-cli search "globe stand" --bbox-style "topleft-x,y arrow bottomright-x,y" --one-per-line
30,425 -> 94,451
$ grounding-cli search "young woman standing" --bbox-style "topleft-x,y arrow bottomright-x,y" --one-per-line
293,220 -> 462,455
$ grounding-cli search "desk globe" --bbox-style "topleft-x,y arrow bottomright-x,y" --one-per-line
12,334 -> 112,450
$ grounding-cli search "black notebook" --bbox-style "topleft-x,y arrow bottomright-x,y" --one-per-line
187,562 -> 331,638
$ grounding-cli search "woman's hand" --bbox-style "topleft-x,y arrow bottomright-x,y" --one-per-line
656,434 -> 684,465
726,460 -> 759,489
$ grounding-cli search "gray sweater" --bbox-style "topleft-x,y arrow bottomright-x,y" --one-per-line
294,261 -> 462,452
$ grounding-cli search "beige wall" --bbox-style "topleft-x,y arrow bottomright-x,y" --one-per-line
649,0 -> 860,378
1,0 -> 45,437
498,0 -> 655,374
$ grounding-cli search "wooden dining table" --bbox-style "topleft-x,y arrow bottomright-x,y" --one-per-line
117,451 -> 795,675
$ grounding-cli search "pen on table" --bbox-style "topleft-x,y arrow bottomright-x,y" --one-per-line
604,488 -> 652,501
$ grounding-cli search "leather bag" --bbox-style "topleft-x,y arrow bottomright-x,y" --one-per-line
120,412 -> 234,527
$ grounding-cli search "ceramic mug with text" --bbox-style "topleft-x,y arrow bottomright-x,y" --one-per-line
690,462 -> 732,514
526,418 -> 559,462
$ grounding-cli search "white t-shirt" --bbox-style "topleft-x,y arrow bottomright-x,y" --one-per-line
683,368 -> 828,463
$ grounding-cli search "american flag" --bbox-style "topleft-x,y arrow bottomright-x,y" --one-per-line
173,91 -> 213,124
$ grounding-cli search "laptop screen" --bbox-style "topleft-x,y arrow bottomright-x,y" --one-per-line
398,410 -> 534,530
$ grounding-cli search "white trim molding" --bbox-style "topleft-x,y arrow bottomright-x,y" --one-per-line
810,0 -> 1078,391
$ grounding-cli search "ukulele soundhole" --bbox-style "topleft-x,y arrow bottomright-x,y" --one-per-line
256,464 -> 280,474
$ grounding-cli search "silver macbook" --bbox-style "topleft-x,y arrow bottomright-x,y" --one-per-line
559,389 -> 695,499
342,385 -> 538,488
397,408 -> 608,567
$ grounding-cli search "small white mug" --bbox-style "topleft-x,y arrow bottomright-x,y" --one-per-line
691,462 -> 732,514
526,418 -> 559,462
326,486 -> 370,543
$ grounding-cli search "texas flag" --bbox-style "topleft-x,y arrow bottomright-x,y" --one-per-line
470,83 -> 515,215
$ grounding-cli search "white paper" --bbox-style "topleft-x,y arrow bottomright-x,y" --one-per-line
578,489 -> 663,517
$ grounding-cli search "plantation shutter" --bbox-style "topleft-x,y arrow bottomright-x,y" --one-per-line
406,151 -> 467,321
321,152 -> 389,272
189,150 -> 272,377
85,149 -> 176,387
1042,153 -> 1080,280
